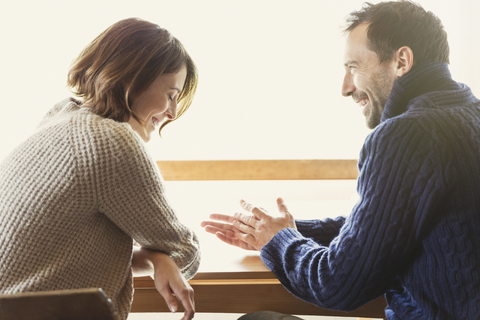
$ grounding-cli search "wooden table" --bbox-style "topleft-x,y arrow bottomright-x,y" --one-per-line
132,257 -> 386,318
131,160 -> 387,318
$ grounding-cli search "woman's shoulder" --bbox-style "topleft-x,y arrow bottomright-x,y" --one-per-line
71,104 -> 153,166
44,98 -> 137,141
80,108 -> 143,150
40,98 -> 148,163
40,97 -> 82,124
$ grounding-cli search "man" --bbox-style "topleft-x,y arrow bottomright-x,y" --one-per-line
202,1 -> 480,319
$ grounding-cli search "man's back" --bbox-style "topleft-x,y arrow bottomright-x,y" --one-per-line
260,62 -> 480,319
361,62 -> 480,319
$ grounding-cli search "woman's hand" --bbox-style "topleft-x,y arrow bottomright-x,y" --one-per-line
132,248 -> 195,320
201,198 -> 296,251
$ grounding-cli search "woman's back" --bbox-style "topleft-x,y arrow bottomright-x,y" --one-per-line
0,98 -> 200,319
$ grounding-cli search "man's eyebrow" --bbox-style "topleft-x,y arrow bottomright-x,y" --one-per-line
344,60 -> 358,67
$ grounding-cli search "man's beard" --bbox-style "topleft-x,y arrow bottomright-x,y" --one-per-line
365,97 -> 386,129
365,69 -> 395,129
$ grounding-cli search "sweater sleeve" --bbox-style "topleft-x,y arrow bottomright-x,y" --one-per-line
295,217 -> 346,246
260,117 -> 447,311
85,119 -> 200,279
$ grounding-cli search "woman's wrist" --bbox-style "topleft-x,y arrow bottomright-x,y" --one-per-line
132,247 -> 167,277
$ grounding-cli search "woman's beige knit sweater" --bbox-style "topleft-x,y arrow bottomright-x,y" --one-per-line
0,98 -> 200,319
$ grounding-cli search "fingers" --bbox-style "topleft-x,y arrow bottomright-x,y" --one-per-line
215,231 -> 257,250
240,199 -> 254,212
201,221 -> 235,231
236,231 -> 259,250
159,277 -> 194,320
175,284 -> 195,320
152,254 -> 195,319
233,212 -> 259,229
276,197 -> 288,216
208,213 -> 236,223
155,284 -> 179,314
240,199 -> 268,220
204,225 -> 237,238
202,213 -> 257,250
201,218 -> 240,239
233,218 -> 255,235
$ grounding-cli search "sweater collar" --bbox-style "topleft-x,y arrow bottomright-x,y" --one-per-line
380,61 -> 466,122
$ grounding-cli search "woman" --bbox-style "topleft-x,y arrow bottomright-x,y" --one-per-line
0,18 -> 200,320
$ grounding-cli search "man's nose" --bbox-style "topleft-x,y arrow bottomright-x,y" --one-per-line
342,72 -> 355,97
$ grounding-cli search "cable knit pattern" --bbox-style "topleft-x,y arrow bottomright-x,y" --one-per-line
0,98 -> 200,320
295,217 -> 346,247
260,62 -> 480,319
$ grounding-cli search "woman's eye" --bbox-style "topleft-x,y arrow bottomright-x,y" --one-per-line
169,95 -> 173,101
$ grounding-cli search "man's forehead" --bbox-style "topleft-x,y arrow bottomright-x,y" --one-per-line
349,23 -> 370,38
343,23 -> 378,63
345,23 -> 369,49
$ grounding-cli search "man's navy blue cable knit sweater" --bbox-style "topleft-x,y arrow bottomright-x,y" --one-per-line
260,62 -> 480,319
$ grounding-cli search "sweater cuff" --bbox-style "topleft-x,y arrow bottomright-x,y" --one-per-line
260,228 -> 308,272
295,219 -> 319,237
295,217 -> 345,244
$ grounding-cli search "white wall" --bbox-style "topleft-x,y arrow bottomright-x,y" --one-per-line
1,0 -> 479,162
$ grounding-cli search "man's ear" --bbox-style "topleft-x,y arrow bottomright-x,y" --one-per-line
394,46 -> 414,77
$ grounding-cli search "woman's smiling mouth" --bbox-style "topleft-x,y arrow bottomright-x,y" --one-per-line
152,117 -> 161,127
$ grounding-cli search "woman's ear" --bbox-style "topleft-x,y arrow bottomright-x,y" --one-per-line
394,46 -> 414,78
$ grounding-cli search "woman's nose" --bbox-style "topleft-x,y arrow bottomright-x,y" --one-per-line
166,103 -> 177,120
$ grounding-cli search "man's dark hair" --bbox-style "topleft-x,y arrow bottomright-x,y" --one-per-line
344,1 -> 449,64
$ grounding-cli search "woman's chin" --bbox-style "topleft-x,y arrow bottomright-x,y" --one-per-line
142,132 -> 152,143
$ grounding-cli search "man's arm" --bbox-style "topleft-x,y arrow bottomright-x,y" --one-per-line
295,216 -> 346,246
202,203 -> 346,249
209,119 -> 446,311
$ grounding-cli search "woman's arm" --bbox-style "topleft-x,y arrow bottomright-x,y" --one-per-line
132,247 -> 195,320
89,122 -> 201,279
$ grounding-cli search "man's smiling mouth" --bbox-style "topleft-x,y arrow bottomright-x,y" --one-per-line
356,97 -> 369,107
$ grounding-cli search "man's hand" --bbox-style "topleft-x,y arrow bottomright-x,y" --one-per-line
132,248 -> 195,320
201,198 -> 296,251
201,213 -> 257,250
234,198 -> 297,250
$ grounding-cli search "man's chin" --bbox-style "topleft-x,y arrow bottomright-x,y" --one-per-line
365,114 -> 382,129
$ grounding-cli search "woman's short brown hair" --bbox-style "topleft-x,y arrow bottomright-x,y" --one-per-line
67,18 -> 198,133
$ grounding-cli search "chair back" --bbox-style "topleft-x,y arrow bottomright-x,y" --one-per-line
0,288 -> 117,320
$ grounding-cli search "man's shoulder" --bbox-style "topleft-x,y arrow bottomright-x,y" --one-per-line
362,98 -> 480,164
380,95 -> 480,136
